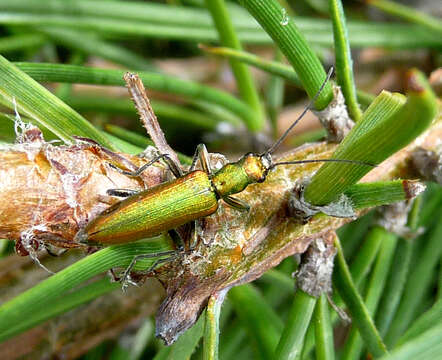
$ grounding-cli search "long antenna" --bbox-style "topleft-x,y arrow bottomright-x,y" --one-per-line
265,67 -> 334,155
269,158 -> 376,170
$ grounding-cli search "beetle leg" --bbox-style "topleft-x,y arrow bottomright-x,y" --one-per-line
108,268 -> 121,282
161,153 -> 183,178
120,250 -> 178,291
189,143 -> 212,175
44,244 -> 68,257
106,188 -> 139,198
169,228 -> 186,251
108,153 -> 182,179
223,195 -> 250,212
188,221 -> 199,250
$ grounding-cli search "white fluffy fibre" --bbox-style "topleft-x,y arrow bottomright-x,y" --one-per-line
313,85 -> 354,142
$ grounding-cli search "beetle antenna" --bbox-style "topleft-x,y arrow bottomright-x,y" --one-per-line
265,67 -> 334,156
269,158 -> 376,170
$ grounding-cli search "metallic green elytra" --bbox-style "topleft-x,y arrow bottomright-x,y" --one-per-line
75,170 -> 218,246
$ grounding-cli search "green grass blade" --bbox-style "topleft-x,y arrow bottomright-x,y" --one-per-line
14,62 -> 254,129
229,284 -> 283,359
375,197 -> 422,336
202,45 -> 301,87
203,294 -> 223,360
274,290 -> 316,360
1,0 -> 441,48
167,316 -> 205,360
37,27 -> 154,70
385,217 -> 442,346
397,298 -> 442,345
348,225 -> 384,286
238,0 -> 333,110
65,95 -> 222,131
341,230 -> 397,360
338,212 -> 375,259
0,8 -> 440,48
313,294 -> 335,360
329,0 -> 362,121
203,45 -> 374,108
0,278 -> 118,339
0,238 -> 172,341
333,238 -> 388,357
205,0 -> 263,132
0,55 -> 115,148
0,33 -> 46,53
344,180 -> 424,209
304,69 -> 437,205
378,324 -> 442,360
367,0 -> 442,35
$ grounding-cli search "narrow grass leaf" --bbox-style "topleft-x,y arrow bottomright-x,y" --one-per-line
378,324 -> 442,360
329,0 -> 362,121
375,197 -> 422,336
229,284 -> 283,359
348,225 -> 384,286
14,62 -> 254,129
304,69 -> 437,205
367,0 -> 442,35
0,55 -> 115,148
385,217 -> 442,346
274,290 -> 316,360
203,294 -> 223,360
0,278 -> 119,340
37,27 -> 154,70
238,0 -> 333,110
0,9 -> 440,48
202,45 -> 374,107
0,33 -> 46,53
397,298 -> 442,345
333,238 -> 388,357
344,180 -> 424,209
314,294 -> 335,360
205,0 -> 264,132
202,45 -> 302,87
341,230 -> 397,360
167,315 -> 205,360
0,238 -> 172,341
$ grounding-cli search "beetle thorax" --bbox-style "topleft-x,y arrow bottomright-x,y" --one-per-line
242,153 -> 269,183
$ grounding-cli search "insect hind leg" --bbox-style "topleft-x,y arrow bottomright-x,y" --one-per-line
107,188 -> 139,198
109,153 -> 183,179
189,143 -> 212,175
120,250 -> 178,291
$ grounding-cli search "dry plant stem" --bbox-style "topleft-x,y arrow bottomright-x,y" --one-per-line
123,72 -> 181,168
0,252 -> 164,360
1,119 -> 440,344
0,127 -> 168,249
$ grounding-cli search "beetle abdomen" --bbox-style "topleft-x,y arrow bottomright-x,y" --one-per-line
76,170 -> 218,245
